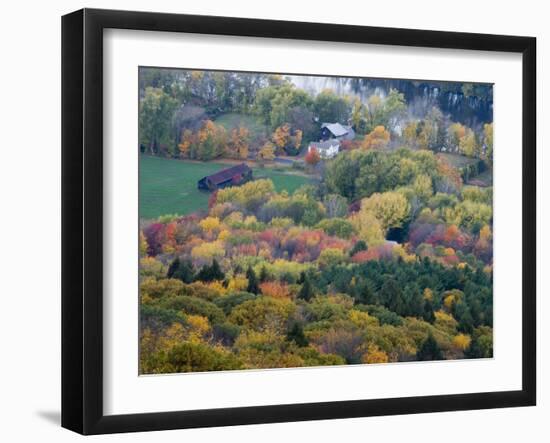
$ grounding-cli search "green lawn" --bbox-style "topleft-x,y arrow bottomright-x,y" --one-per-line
140,155 -> 312,220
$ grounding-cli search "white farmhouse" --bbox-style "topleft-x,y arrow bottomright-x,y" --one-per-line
308,139 -> 340,159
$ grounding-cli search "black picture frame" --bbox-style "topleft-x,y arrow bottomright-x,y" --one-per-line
62,8 -> 536,435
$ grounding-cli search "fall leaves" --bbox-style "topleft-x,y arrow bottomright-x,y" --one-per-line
178,120 -> 250,161
139,164 -> 493,373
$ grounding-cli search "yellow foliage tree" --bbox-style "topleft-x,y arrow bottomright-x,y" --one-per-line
227,274 -> 249,292
139,230 -> 148,257
178,129 -> 194,157
452,333 -> 472,351
293,129 -> 303,150
413,174 -> 434,201
434,310 -> 458,334
216,179 -> 275,209
317,248 -> 346,268
258,141 -> 276,161
186,315 -> 211,343
483,122 -> 493,165
350,210 -> 385,247
199,216 -> 221,234
348,310 -> 378,329
479,224 -> 492,242
458,128 -> 479,157
359,191 -> 410,232
191,240 -> 225,262
272,124 -> 291,153
403,121 -> 418,148
228,127 -> 250,159
448,122 -> 466,152
362,125 -> 390,150
362,344 -> 389,364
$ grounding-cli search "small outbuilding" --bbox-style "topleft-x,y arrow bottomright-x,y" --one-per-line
197,163 -> 253,191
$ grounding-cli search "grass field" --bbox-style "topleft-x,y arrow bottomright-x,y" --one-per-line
140,155 -> 312,220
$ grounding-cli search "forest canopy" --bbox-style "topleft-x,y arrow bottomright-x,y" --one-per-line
138,68 -> 493,373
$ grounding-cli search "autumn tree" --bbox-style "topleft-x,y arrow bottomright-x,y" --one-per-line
350,210 -> 385,247
186,120 -> 228,160
258,141 -> 276,162
364,89 -> 406,133
139,87 -> 178,155
447,122 -> 466,153
272,124 -> 302,155
359,191 -> 411,233
458,128 -> 479,158
178,129 -> 195,157
139,231 -> 148,257
351,97 -> 366,133
362,126 -> 390,150
362,344 -> 389,364
483,123 -> 493,165
403,121 -> 419,149
305,148 -> 321,166
227,126 -> 250,159
292,129 -> 303,154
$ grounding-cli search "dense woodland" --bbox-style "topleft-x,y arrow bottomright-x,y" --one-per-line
139,68 -> 493,373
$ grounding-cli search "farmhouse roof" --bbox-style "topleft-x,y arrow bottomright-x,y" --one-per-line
309,139 -> 340,151
203,163 -> 251,185
321,122 -> 349,137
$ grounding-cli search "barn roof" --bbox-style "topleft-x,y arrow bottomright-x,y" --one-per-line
202,163 -> 251,185
321,122 -> 349,137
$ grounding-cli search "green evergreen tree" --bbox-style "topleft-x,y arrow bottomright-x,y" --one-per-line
246,266 -> 259,294
210,259 -> 225,281
167,257 -> 181,278
287,322 -> 309,347
423,300 -> 436,323
173,259 -> 195,283
196,259 -> 224,282
298,275 -> 314,301
417,334 -> 444,361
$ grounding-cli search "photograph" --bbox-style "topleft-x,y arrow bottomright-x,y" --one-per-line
138,67 -> 494,374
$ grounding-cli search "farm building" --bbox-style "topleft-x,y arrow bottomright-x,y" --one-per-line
320,122 -> 356,141
197,163 -> 253,191
308,139 -> 340,159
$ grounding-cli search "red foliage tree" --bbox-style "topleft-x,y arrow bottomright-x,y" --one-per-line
305,148 -> 321,166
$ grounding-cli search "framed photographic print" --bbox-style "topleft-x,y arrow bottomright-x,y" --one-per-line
61,8 -> 536,435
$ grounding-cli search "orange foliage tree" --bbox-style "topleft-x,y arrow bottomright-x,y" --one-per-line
362,125 -> 390,150
305,148 -> 321,166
